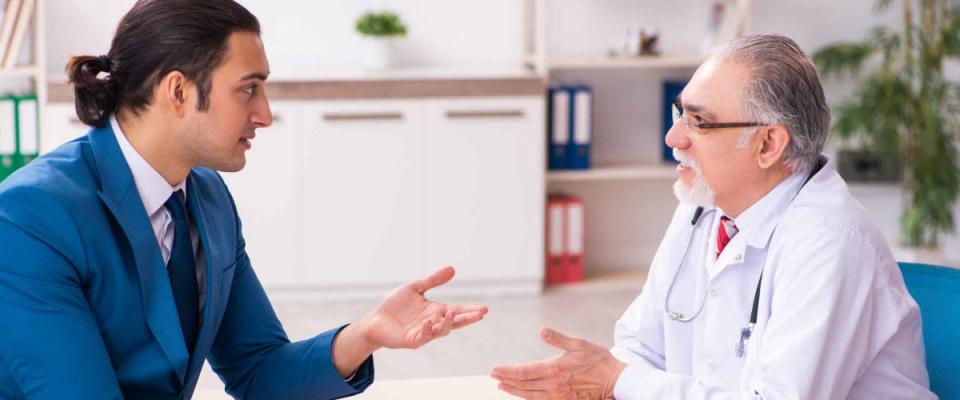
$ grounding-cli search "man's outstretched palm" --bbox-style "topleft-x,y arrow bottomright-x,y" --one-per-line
366,266 -> 488,350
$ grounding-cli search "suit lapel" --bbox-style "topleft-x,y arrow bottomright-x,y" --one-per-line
89,125 -> 190,384
183,174 -> 224,381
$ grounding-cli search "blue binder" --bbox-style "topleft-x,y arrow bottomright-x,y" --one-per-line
663,80 -> 687,163
568,85 -> 591,170
547,84 -> 571,170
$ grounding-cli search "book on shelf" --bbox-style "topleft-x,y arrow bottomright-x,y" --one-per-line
2,0 -> 34,68
0,0 -> 21,66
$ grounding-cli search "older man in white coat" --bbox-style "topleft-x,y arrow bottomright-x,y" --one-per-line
491,34 -> 935,400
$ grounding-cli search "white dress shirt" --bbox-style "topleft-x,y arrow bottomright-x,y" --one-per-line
611,157 -> 934,399
111,115 -> 206,310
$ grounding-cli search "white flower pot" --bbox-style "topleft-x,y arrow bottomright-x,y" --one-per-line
361,37 -> 396,70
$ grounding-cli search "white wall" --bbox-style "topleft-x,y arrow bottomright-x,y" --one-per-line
31,0 -> 960,266
43,0 -> 521,79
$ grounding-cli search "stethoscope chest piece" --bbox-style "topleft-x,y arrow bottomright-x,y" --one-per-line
735,323 -> 755,358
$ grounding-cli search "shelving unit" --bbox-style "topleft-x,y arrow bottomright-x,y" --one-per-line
546,54 -> 704,70
0,0 -> 47,149
547,162 -> 676,182
523,0 -> 750,280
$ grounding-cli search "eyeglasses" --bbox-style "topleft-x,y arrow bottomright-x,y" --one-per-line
672,99 -> 764,132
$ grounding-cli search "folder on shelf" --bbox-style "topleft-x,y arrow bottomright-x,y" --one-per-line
0,95 -> 15,155
0,95 -> 16,179
547,84 -> 570,170
545,195 -> 585,285
16,94 -> 37,154
564,197 -> 585,282
2,0 -> 32,68
569,85 -> 592,170
662,80 -> 687,163
546,197 -> 568,285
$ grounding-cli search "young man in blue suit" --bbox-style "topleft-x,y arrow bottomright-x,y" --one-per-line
0,1 -> 487,398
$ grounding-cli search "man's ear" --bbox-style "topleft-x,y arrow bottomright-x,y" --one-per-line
158,71 -> 190,116
755,124 -> 790,169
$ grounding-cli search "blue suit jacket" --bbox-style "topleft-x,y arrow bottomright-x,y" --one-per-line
0,125 -> 374,399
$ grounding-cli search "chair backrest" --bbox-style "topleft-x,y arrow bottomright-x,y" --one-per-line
899,262 -> 960,400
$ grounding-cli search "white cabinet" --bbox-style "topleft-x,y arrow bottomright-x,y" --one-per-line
301,100 -> 425,286
221,101 -> 304,287
44,94 -> 545,293
422,98 -> 544,282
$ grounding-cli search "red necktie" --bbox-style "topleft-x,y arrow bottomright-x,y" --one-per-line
717,215 -> 738,257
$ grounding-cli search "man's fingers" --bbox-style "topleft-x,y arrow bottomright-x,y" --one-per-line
497,381 -> 547,400
430,310 -> 456,338
491,360 -> 558,381
539,326 -> 580,351
495,376 -> 565,393
451,310 -> 486,329
409,318 -> 433,348
409,266 -> 456,293
448,304 -> 489,315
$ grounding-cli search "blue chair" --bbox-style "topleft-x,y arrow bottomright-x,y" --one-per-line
899,262 -> 960,400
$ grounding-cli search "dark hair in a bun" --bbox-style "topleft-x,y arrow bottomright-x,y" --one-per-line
65,0 -> 261,128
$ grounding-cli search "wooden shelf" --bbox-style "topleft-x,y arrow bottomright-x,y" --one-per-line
546,54 -> 704,70
547,162 -> 677,182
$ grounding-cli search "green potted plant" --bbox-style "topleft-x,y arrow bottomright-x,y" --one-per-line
813,0 -> 960,248
355,11 -> 408,70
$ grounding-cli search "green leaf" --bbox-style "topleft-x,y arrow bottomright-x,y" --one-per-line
356,11 -> 408,37
874,0 -> 895,13
813,43 -> 877,76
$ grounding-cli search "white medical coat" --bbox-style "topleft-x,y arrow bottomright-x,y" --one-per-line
611,157 -> 935,400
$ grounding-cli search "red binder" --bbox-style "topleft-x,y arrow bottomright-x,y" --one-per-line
545,196 -> 585,285
564,197 -> 585,282
546,197 -> 567,285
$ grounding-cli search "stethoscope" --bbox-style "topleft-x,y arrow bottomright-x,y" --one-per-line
663,206 -> 762,359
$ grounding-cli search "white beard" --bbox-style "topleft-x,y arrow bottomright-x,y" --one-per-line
672,148 -> 716,207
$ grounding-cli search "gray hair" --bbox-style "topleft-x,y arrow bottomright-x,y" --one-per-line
716,34 -> 830,173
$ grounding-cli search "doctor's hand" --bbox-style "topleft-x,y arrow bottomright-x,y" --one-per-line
491,326 -> 626,400
332,266 -> 488,377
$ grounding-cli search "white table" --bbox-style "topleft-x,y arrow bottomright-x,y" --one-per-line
193,375 -> 516,399
355,375 -> 515,399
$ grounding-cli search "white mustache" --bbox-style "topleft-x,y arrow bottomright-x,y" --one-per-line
672,149 -> 702,173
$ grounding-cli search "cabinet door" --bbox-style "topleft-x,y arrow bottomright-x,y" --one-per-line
220,101 -> 303,287
422,97 -> 545,282
301,100 -> 424,286
41,103 -> 88,154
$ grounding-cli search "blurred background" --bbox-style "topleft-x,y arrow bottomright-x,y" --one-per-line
1,0 -> 957,397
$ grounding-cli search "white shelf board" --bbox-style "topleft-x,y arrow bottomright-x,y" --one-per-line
544,269 -> 648,293
0,65 -> 41,78
547,162 -> 677,182
546,54 -> 704,70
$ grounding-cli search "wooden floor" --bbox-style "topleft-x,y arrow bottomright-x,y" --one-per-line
194,271 -> 647,396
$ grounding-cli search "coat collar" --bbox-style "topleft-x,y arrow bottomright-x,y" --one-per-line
708,156 -> 829,274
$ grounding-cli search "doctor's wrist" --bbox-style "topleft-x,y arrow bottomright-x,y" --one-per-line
602,356 -> 627,399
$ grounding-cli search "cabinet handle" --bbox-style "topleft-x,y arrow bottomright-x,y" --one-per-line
322,112 -> 404,122
272,113 -> 282,123
445,109 -> 525,119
